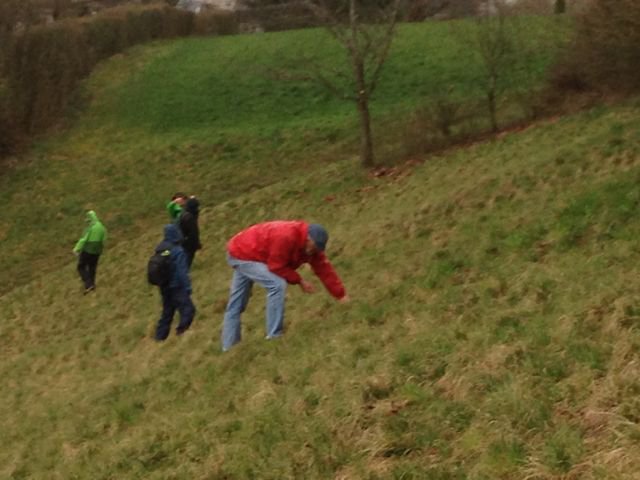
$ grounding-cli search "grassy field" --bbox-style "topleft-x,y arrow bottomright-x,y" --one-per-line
3,99 -> 640,479
0,17 -> 567,294
6,16 -> 640,480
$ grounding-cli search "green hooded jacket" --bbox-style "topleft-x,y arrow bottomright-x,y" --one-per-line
166,200 -> 182,221
74,210 -> 107,255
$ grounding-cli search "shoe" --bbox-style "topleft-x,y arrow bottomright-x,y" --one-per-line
84,286 -> 95,295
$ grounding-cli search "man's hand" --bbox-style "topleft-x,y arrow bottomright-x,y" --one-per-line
299,280 -> 315,294
338,294 -> 350,304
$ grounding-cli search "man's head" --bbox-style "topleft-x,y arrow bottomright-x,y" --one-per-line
306,223 -> 328,255
86,210 -> 98,223
172,192 -> 187,207
185,196 -> 200,216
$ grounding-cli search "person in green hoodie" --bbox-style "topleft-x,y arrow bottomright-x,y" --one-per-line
167,192 -> 187,222
73,210 -> 107,294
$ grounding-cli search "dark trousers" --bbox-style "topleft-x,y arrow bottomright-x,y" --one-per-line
77,252 -> 100,289
155,287 -> 196,341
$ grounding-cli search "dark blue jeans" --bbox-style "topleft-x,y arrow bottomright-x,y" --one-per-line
155,287 -> 196,341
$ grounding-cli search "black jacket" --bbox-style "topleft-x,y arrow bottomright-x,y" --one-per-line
179,197 -> 202,254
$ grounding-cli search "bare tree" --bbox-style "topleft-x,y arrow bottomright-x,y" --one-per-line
459,1 -> 515,132
266,0 -> 402,167
312,0 -> 402,167
568,0 -> 640,92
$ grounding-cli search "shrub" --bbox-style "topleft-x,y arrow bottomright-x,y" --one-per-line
0,5 -> 194,156
6,21 -> 91,132
84,15 -> 128,61
428,88 -> 462,138
235,4 -> 317,32
193,10 -> 240,36
552,0 -> 640,93
402,0 -> 455,21
160,5 -> 194,37
401,97 -> 482,158
0,89 -> 23,157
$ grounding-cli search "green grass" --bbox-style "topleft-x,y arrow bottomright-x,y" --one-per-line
0,17 -> 567,294
3,101 -> 640,479
88,18 -> 564,137
5,16 -> 640,480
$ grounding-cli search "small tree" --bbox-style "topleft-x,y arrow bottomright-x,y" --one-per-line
566,0 -> 640,92
554,0 -> 566,14
254,0 -> 402,167
459,1 -> 516,132
305,0 -> 402,167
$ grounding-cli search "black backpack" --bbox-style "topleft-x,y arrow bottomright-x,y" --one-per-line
147,249 -> 172,286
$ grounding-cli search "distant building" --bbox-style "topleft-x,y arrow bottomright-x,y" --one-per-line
478,0 -> 574,16
70,1 -> 107,17
176,0 -> 239,13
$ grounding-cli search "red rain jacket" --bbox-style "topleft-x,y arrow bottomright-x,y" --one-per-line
227,221 -> 346,299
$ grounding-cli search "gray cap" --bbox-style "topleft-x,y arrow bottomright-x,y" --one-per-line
308,223 -> 328,251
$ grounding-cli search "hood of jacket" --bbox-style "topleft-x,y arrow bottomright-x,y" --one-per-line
185,197 -> 200,216
86,210 -> 99,224
163,224 -> 183,244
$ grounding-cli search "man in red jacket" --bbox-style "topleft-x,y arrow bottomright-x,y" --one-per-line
221,221 -> 348,351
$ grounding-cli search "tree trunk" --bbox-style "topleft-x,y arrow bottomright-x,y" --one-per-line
349,0 -> 374,168
357,94 -> 374,168
487,74 -> 498,133
487,91 -> 498,133
555,0 -> 566,14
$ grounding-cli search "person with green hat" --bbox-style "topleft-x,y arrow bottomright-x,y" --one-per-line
73,210 -> 107,294
167,192 -> 187,222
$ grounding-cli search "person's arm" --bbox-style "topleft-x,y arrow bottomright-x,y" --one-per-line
182,214 -> 201,250
73,226 -> 90,253
309,252 -> 346,299
179,214 -> 192,242
194,221 -> 201,250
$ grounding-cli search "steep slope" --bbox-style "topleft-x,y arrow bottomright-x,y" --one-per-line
2,99 -> 640,479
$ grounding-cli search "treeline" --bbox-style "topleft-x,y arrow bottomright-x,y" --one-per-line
409,0 -> 640,154
2,0 -> 640,158
0,3 -> 195,156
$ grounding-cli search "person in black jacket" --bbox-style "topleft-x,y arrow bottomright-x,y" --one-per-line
179,196 -> 202,269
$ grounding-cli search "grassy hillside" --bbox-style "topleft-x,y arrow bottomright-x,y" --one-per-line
0,17 -> 566,294
3,98 -> 640,479
7,16 -> 640,480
